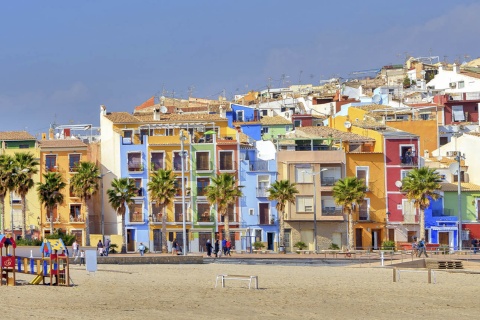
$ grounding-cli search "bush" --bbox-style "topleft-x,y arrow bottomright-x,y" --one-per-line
438,244 -> 450,254
252,241 -> 265,250
294,241 -> 307,250
45,228 -> 77,246
381,240 -> 396,251
109,243 -> 119,254
329,243 -> 340,250
16,238 -> 43,246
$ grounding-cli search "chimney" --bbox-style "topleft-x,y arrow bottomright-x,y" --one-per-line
453,63 -> 460,74
100,105 -> 107,115
153,108 -> 160,120
48,128 -> 54,140
219,106 -> 226,118
42,133 -> 47,140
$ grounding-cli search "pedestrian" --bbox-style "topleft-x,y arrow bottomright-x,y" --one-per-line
172,239 -> 178,255
206,239 -> 213,257
214,239 -> 220,258
226,239 -> 232,256
80,250 -> 85,266
97,240 -> 104,256
222,238 -> 227,255
72,240 -> 79,258
411,237 -> 418,257
104,238 -> 111,256
138,242 -> 146,256
471,238 -> 479,254
417,238 -> 428,258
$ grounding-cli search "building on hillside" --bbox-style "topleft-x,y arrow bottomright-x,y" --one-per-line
0,131 -> 40,240
260,116 -> 292,140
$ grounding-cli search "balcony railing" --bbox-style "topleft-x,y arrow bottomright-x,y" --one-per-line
198,214 -> 213,222
128,162 -> 143,172
46,165 -> 59,172
46,216 -> 61,223
134,188 -> 144,197
249,161 -> 268,171
217,134 -> 237,141
432,208 -> 455,217
358,209 -> 369,221
70,215 -> 84,223
219,160 -> 236,171
129,212 -> 144,223
321,177 -> 339,186
256,187 -> 269,197
197,187 -> 208,197
322,207 -> 343,216
174,213 -> 190,223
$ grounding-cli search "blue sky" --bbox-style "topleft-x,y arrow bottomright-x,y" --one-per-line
1,1 -> 480,136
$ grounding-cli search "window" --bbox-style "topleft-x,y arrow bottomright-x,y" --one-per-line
236,110 -> 244,122
358,198 -> 370,221
402,199 -> 416,223
197,203 -> 211,222
401,170 -> 411,180
150,152 -> 164,171
123,130 -> 133,144
458,81 -> 465,89
70,204 -> 81,221
69,154 -> 80,172
452,105 -> 465,122
174,203 -> 185,222
349,144 -> 362,152
356,166 -> 369,188
128,152 -> 142,171
261,127 -> 269,134
221,204 -> 235,222
197,177 -> 209,196
296,196 -> 313,212
196,151 -> 210,171
165,128 -> 174,136
285,125 -> 291,131
45,155 -> 57,171
257,175 -> 270,197
294,120 -> 302,128
19,144 -> 29,149
249,208 -> 254,216
151,203 -> 164,222
219,151 -> 234,171
262,110 -> 268,116
133,178 -> 143,197
128,202 -> 143,222
173,151 -> 187,171
174,177 -> 188,196
295,165 -> 313,183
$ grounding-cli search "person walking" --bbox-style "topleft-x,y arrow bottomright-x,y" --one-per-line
104,238 -> 111,256
226,240 -> 232,256
214,239 -> 220,258
138,243 -> 146,256
72,240 -> 79,258
172,239 -> 178,255
97,240 -> 104,256
471,238 -> 478,254
411,237 -> 418,257
206,239 -> 213,257
417,238 -> 428,258
79,250 -> 85,266
222,238 -> 227,256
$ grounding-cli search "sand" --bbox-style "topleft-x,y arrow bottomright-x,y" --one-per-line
2,261 -> 480,319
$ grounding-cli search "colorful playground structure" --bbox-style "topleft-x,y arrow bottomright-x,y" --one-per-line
0,234 -> 71,287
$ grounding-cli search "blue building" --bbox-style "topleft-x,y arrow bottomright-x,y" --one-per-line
227,104 -> 262,141
424,196 -> 459,249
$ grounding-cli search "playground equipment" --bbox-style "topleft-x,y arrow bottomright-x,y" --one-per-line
0,235 -> 71,287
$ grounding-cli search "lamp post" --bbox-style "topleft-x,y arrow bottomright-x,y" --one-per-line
100,170 -> 112,244
455,152 -> 465,250
180,130 -> 187,256
305,168 -> 328,253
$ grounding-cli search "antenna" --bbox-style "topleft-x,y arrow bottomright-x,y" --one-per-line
372,94 -> 382,104
160,106 -> 168,114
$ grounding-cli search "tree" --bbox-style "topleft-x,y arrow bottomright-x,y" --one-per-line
267,180 -> 299,250
333,176 -> 367,250
37,172 -> 66,234
401,167 -> 442,240
206,173 -> 243,243
70,161 -> 100,246
147,169 -> 177,253
107,178 -> 136,253
0,154 -> 15,234
12,153 -> 39,239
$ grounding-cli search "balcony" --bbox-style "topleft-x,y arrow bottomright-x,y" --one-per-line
249,161 -> 268,172
134,188 -> 144,197
256,187 -> 269,197
432,208 -> 455,217
198,214 -> 213,222
321,177 -> 339,187
129,212 -> 144,223
197,186 -> 208,197
46,216 -> 61,223
358,209 -> 369,221
219,160 -> 236,171
174,213 -> 190,223
128,162 -> 143,172
217,134 -> 237,142
70,215 -> 84,223
322,207 -> 343,216
45,165 -> 59,172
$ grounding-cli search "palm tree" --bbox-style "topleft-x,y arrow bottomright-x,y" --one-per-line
333,176 -> 367,250
147,169 -> 177,253
37,172 -> 66,234
0,154 -> 15,234
267,180 -> 299,251
401,167 -> 442,240
70,161 -> 100,246
12,153 -> 39,239
206,173 -> 243,243
107,178 -> 136,253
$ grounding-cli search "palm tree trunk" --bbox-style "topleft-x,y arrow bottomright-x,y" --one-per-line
21,194 -> 26,239
121,212 -> 126,253
419,209 -> 425,240
49,207 -> 54,234
279,209 -> 285,248
223,210 -> 230,243
348,210 -> 354,250
0,195 -> 5,234
84,198 -> 90,246
161,211 -> 167,253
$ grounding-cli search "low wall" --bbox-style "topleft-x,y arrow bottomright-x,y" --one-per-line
95,255 -> 203,265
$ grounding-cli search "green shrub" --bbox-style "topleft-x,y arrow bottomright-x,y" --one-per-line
381,240 -> 396,251
438,244 -> 450,254
109,243 -> 119,254
294,241 -> 307,250
45,228 -> 77,246
253,241 -> 265,250
16,238 -> 43,246
328,243 -> 340,250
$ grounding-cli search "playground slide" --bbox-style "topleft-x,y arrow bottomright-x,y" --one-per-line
30,275 -> 43,285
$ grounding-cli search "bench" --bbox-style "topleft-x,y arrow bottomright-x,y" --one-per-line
215,274 -> 258,289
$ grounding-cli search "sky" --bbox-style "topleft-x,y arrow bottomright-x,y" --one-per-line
1,1 -> 480,136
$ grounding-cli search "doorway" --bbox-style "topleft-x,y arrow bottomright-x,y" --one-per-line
301,230 -> 314,251
153,229 -> 162,252
127,229 -> 135,252
199,232 -> 211,253
267,232 -> 274,251
355,229 -> 363,250
439,232 -> 450,246
371,229 -> 381,250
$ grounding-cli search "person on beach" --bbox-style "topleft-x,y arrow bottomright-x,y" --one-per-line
172,239 -> 178,255
104,238 -> 111,256
80,250 -> 85,266
97,240 -> 104,256
411,237 -> 418,257
417,238 -> 428,258
214,239 -> 220,258
138,243 -> 146,256
222,238 -> 227,255
72,240 -> 79,258
226,240 -> 232,256
206,239 -> 213,257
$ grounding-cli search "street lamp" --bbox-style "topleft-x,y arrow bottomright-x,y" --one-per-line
304,168 -> 328,253
453,152 -> 465,250
100,170 -> 112,244
180,130 -> 187,256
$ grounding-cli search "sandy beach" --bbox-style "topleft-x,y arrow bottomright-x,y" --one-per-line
2,260 -> 480,320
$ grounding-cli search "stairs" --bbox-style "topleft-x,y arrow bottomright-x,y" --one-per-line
426,260 -> 464,270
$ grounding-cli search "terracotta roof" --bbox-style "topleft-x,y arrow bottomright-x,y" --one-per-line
291,126 -> 375,142
238,132 -> 252,144
260,116 -> 292,125
106,111 -> 227,124
104,112 -> 140,123
38,139 -> 88,148
0,131 -> 36,141
440,182 -> 480,192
